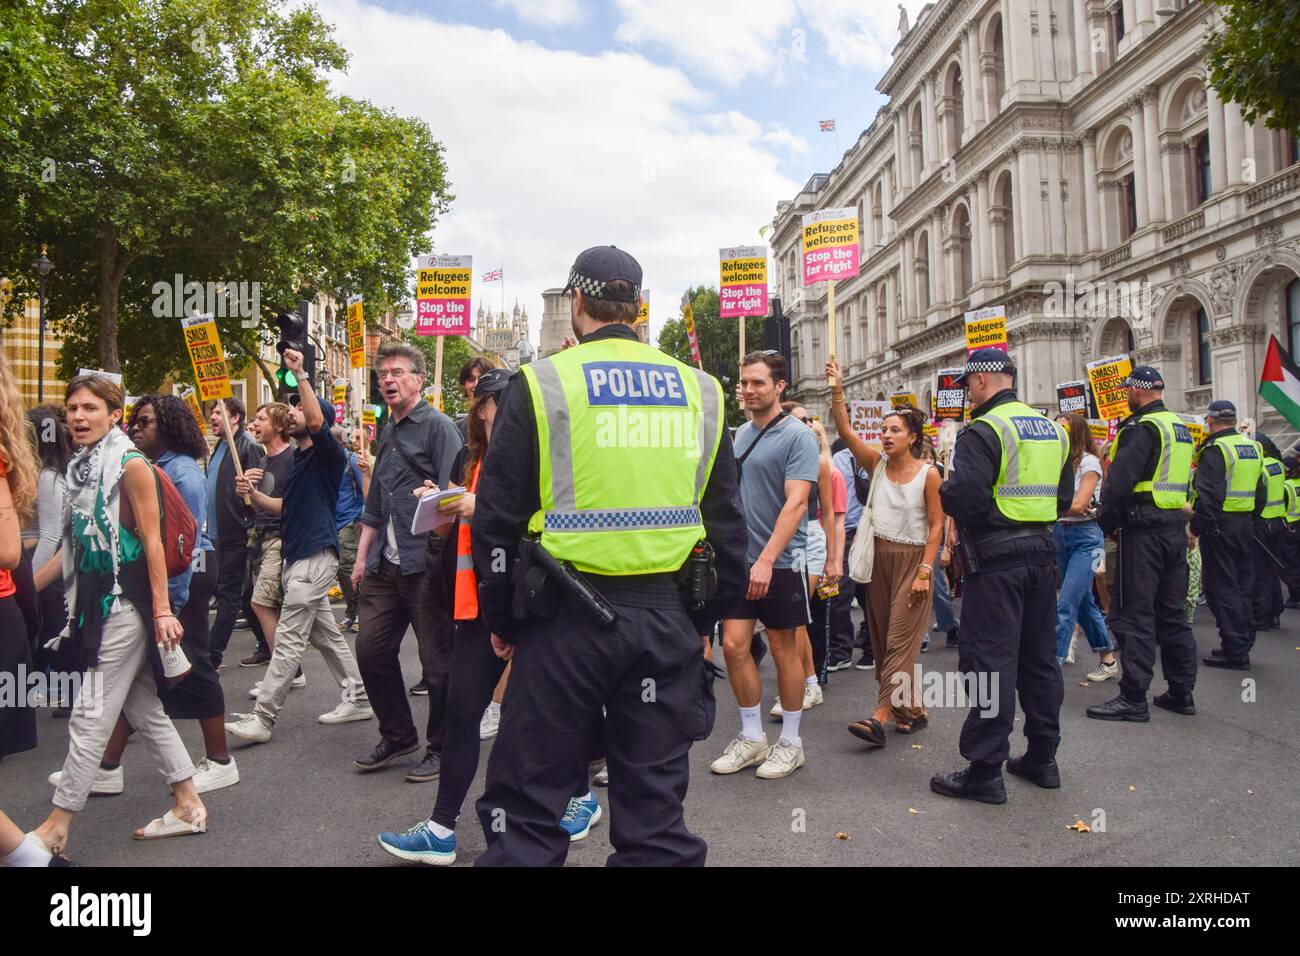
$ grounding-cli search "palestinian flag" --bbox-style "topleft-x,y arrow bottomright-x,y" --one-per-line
1260,335 -> 1300,431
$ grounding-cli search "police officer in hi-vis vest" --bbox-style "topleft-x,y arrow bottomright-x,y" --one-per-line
932,348 -> 1072,805
1280,455 -> 1300,608
1250,434 -> 1288,632
1192,400 -> 1265,672
1089,366 -> 1198,721
469,246 -> 747,866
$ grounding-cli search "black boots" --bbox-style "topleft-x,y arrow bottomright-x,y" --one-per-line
1006,754 -> 1061,788
1086,694 -> 1150,722
929,765 -> 1007,805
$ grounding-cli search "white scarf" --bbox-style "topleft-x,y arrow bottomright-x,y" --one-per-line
50,426 -> 137,647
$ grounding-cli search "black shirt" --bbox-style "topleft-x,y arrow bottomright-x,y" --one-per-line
1097,399 -> 1174,533
211,427 -> 265,542
281,418 -> 346,564
470,322 -> 748,639
940,389 -> 1072,537
360,398 -> 463,576
1190,429 -> 1267,536
253,446 -> 293,535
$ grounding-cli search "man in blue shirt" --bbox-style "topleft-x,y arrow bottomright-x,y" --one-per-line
225,348 -> 373,743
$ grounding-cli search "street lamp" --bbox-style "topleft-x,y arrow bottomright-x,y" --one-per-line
31,245 -> 55,403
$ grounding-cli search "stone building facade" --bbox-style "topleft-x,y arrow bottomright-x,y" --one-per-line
771,0 -> 1300,444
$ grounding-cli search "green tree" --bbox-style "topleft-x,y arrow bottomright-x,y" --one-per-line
0,0 -> 452,394
404,331 -> 478,419
1206,0 -> 1300,136
657,286 -> 765,426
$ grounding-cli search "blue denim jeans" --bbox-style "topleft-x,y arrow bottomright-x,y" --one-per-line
933,564 -> 957,632
1054,521 -> 1114,661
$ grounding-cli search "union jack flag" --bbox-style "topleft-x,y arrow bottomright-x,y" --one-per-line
819,119 -> 836,132
481,268 -> 503,282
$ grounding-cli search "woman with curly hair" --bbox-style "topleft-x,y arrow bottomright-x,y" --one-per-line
0,353 -> 40,760
826,359 -> 945,748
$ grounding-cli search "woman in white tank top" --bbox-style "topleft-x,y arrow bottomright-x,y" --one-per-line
826,360 -> 945,748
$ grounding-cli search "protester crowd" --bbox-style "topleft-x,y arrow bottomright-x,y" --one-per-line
0,304 -> 1295,867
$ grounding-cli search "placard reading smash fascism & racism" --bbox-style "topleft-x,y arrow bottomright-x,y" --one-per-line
1086,354 -> 1133,421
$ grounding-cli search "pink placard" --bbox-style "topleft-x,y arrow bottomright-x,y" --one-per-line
415,254 -> 472,337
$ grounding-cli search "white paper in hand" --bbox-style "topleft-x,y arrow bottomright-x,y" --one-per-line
411,487 -> 467,535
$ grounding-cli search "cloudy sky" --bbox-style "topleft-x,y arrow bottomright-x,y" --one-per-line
318,0 -> 929,341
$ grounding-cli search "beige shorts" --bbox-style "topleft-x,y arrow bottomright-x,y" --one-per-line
251,534 -> 284,608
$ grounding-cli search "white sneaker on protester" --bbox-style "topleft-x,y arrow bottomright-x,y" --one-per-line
191,756 -> 240,794
755,738 -> 805,779
803,683 -> 824,709
47,765 -> 124,795
479,705 -> 500,740
225,713 -> 273,743
1086,659 -> 1119,682
768,697 -> 784,718
319,700 -> 374,724
709,735 -> 769,774
248,672 -> 306,699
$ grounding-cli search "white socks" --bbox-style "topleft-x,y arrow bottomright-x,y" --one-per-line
804,675 -> 817,689
426,820 -> 455,840
2,833 -> 52,868
780,709 -> 802,747
739,705 -> 763,741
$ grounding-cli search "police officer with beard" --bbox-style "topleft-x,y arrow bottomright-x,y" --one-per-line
1088,366 -> 1198,721
931,349 -> 1071,805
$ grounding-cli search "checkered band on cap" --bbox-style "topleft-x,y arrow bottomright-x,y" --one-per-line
565,269 -> 639,301
964,360 -> 1011,373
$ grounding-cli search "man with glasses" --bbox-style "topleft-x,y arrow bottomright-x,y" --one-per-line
351,342 -> 463,783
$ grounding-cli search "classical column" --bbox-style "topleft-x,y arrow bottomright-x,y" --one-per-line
865,285 -> 876,355
989,208 -> 1007,278
1206,84 -> 1228,194
1082,130 -> 1101,251
973,177 -> 988,284
923,72 -> 939,172
1129,96 -> 1150,229
885,271 -> 897,347
1097,180 -> 1113,249
1135,0 -> 1154,32
966,27 -> 986,131
1073,0 -> 1094,83
1004,0 -> 1027,87
865,182 -> 877,250
1047,144 -> 1068,254
932,209 -> 948,309
1225,99 -> 1246,186
894,108 -> 912,192
900,232 -> 915,327
1017,143 -> 1047,255
1009,146 -> 1025,262
1142,86 -> 1165,222
981,51 -> 1001,119
882,163 -> 896,238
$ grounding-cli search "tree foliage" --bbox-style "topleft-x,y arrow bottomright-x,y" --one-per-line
657,286 -> 766,427
0,0 -> 452,395
1206,0 -> 1300,136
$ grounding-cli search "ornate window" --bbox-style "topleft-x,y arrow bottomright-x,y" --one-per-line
1287,279 -> 1300,359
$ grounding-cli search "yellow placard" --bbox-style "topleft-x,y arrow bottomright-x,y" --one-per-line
180,387 -> 205,431
1087,420 -> 1110,445
1179,413 -> 1207,447
890,392 -> 918,410
181,314 -> 232,401
800,208 -> 860,285
1086,354 -> 1133,421
347,295 -> 365,369
964,308 -> 1008,355
635,290 -> 650,326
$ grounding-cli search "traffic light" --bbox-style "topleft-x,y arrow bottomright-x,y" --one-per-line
368,368 -> 388,427
274,300 -> 316,394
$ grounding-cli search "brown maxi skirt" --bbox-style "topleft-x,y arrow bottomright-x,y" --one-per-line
865,537 -> 933,722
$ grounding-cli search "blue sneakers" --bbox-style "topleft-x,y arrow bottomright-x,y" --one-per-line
377,821 -> 456,865
560,792 -> 603,842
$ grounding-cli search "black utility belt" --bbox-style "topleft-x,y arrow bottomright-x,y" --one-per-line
1120,503 -> 1187,529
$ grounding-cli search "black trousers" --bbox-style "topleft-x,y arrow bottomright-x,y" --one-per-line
1251,519 -> 1285,625
356,558 -> 451,752
475,582 -> 714,867
828,530 -> 869,662
809,584 -> 830,684
1280,526 -> 1300,599
1109,526 -> 1197,699
160,559 -> 225,721
957,558 -> 1062,767
1201,520 -> 1256,659
209,535 -> 267,665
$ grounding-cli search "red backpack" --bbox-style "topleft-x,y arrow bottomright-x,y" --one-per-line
119,463 -> 199,578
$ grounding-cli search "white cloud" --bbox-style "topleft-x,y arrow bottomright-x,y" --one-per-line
611,0 -> 931,84
318,0 -> 798,342
493,0 -> 583,28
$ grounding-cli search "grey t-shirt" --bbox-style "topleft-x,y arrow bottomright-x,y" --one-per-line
733,415 -> 821,568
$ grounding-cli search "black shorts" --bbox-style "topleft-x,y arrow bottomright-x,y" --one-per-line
725,567 -> 810,631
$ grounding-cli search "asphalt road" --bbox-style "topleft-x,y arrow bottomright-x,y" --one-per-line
3,602 -> 1297,867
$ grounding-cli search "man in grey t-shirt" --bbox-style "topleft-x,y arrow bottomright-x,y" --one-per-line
710,351 -> 820,781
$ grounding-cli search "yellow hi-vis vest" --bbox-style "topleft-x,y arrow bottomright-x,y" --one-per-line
1261,457 -> 1287,519
975,401 -> 1068,523
1195,432 -> 1263,513
1285,478 -> 1300,524
521,335 -> 724,575
1121,409 -> 1195,509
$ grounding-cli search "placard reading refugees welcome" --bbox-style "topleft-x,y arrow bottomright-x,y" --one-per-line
720,247 -> 769,318
801,207 -> 860,285
416,254 -> 472,336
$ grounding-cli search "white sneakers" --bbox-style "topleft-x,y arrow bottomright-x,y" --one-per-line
756,739 -> 805,779
710,735 -> 770,774
225,713 -> 273,743
479,704 -> 500,740
47,765 -> 124,795
248,672 -> 307,699
768,683 -> 824,717
1087,659 -> 1120,682
318,700 -> 374,724
191,757 -> 240,794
